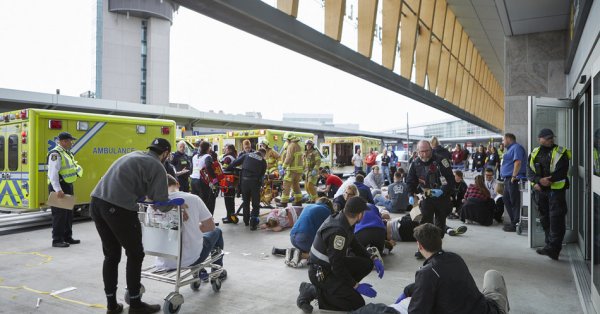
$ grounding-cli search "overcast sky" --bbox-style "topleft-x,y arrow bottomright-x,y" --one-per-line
0,0 -> 453,132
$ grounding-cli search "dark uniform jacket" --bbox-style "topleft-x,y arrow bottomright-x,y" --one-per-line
226,152 -> 267,180
171,151 -> 192,180
408,251 -> 498,314
309,212 -> 371,288
406,155 -> 455,197
526,144 -> 569,191
433,145 -> 452,161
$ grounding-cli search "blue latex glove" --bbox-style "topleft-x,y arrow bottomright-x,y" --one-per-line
280,169 -> 286,178
311,169 -> 317,176
356,283 -> 377,298
409,196 -> 414,205
374,259 -> 384,279
431,189 -> 443,198
395,292 -> 407,304
278,165 -> 283,173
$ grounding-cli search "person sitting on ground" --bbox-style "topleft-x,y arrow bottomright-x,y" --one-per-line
354,174 -> 374,204
318,169 -> 343,198
260,205 -> 302,232
333,175 -> 356,199
394,223 -> 509,314
354,203 -> 387,256
272,198 -> 334,267
449,170 -> 468,219
333,184 -> 358,212
364,165 -> 384,191
374,171 -> 411,213
460,175 -> 496,226
484,167 -> 505,223
154,175 -> 227,280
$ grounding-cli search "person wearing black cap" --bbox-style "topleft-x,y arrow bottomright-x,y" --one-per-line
90,138 -> 176,314
527,129 -> 571,260
48,132 -> 83,248
296,196 -> 384,313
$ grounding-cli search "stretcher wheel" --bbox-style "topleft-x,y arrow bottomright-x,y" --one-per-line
516,224 -> 522,235
124,284 -> 145,305
211,278 -> 221,292
190,280 -> 201,291
163,292 -> 183,314
163,300 -> 181,314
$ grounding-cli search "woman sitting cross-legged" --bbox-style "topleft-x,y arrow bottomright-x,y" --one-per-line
459,175 -> 496,226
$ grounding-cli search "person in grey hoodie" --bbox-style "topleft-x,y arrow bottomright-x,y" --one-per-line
90,138 -> 176,314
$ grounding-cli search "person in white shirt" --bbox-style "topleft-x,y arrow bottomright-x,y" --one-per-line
154,175 -> 226,280
351,148 -> 363,174
484,168 -> 504,223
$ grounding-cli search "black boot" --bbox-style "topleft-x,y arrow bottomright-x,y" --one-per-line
250,217 -> 259,231
272,247 -> 286,257
297,282 -> 316,313
128,302 -> 161,314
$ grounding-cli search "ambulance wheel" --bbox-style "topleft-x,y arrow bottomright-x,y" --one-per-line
211,278 -> 221,292
124,284 -> 145,305
163,292 -> 183,314
190,280 -> 201,291
516,224 -> 522,235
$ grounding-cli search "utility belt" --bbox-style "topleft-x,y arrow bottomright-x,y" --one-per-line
241,176 -> 260,181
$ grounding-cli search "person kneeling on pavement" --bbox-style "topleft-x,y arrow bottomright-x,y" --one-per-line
374,171 -> 412,213
153,175 -> 227,282
273,198 -> 334,267
391,223 -> 509,314
354,203 -> 387,258
296,197 -> 384,313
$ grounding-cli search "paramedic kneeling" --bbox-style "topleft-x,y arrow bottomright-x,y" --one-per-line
296,196 -> 384,313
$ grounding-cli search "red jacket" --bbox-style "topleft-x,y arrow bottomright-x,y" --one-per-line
451,150 -> 465,165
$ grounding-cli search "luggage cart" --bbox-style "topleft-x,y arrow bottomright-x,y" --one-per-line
128,199 -> 225,314
516,179 -> 528,235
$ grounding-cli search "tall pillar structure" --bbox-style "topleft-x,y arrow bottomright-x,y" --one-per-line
94,0 -> 177,105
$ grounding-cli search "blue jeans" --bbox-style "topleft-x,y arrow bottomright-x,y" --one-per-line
381,166 -> 391,185
503,179 -> 521,225
374,195 -> 392,211
191,228 -> 224,267
354,166 -> 363,175
290,232 -> 313,253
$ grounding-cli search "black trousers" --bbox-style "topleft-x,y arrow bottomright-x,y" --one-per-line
308,256 -> 373,311
177,176 -> 190,193
90,197 -> 145,298
537,189 -> 568,253
355,227 -> 386,254
241,177 -> 261,224
197,180 -> 216,216
420,195 -> 452,236
503,179 -> 521,225
49,182 -> 74,243
223,186 -> 236,217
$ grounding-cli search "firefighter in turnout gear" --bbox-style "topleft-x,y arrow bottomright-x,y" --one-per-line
296,196 -> 384,312
304,139 -> 321,203
278,133 -> 304,207
260,139 -> 281,205
48,132 -> 83,248
406,140 -> 456,236
527,129 -> 571,260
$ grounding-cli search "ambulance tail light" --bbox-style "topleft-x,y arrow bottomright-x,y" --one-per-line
21,131 -> 27,144
161,127 -> 170,135
49,120 -> 62,129
227,131 -> 234,137
259,129 -> 266,135
21,110 -> 28,119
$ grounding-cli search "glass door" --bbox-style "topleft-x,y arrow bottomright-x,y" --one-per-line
529,97 -> 575,248
576,91 -> 591,260
591,57 -> 600,311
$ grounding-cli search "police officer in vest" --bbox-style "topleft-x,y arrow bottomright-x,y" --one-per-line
48,132 -> 83,248
296,196 -> 384,313
226,148 -> 267,230
406,140 -> 455,238
527,129 -> 571,260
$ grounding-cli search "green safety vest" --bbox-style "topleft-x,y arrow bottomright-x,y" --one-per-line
529,145 -> 570,190
47,146 -> 83,184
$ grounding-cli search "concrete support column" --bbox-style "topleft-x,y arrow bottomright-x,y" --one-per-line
504,30 -> 567,143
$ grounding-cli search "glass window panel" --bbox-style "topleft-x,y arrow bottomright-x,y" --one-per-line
8,134 -> 18,171
594,72 -> 600,177
0,136 -> 4,170
593,193 -> 600,290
